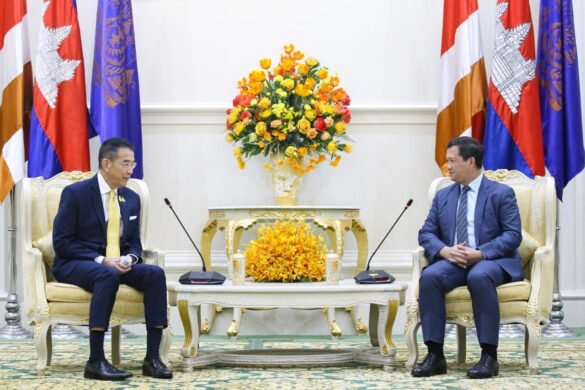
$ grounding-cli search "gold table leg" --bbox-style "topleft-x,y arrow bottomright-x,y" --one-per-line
178,299 -> 199,358
351,219 -> 368,274
347,306 -> 368,333
227,307 -> 243,337
371,299 -> 398,357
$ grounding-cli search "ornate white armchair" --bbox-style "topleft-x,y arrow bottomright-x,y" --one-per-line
404,170 -> 556,374
21,171 -> 171,375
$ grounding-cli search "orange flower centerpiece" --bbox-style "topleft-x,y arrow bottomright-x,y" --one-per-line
244,219 -> 327,282
225,44 -> 353,205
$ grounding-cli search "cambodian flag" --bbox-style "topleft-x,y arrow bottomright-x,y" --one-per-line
537,0 -> 585,200
28,0 -> 90,179
90,0 -> 143,179
483,0 -> 545,178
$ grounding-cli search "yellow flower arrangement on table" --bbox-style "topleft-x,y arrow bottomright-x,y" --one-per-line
226,44 -> 353,175
244,219 -> 327,282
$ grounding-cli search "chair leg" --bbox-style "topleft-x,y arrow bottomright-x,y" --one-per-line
160,327 -> 172,367
46,326 -> 52,367
456,324 -> 467,364
111,325 -> 121,366
34,322 -> 51,375
404,321 -> 420,369
525,322 -> 540,374
524,325 -> 529,365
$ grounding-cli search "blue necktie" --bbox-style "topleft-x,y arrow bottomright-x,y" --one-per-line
455,186 -> 470,246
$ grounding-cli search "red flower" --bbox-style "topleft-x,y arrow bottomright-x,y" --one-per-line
232,95 -> 241,107
343,111 -> 352,124
314,118 -> 327,132
342,94 -> 351,106
232,94 -> 254,108
240,111 -> 252,120
335,103 -> 348,115
240,95 -> 254,107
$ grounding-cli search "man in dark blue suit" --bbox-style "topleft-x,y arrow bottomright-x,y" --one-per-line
412,137 -> 522,379
53,138 -> 172,380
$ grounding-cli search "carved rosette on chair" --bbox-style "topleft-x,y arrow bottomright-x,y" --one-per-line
269,154 -> 303,206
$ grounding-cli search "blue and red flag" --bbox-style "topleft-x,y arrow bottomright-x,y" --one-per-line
483,0 -> 545,178
90,0 -> 143,179
28,0 -> 90,178
537,0 -> 585,200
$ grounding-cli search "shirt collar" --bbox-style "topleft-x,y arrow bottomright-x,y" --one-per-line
97,172 -> 117,196
462,173 -> 483,193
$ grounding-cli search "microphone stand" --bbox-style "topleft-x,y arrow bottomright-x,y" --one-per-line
164,199 -> 225,285
355,199 -> 413,284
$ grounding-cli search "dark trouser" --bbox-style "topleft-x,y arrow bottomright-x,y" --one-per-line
53,261 -> 168,330
419,259 -> 510,346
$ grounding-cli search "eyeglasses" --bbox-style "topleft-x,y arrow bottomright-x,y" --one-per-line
117,161 -> 137,170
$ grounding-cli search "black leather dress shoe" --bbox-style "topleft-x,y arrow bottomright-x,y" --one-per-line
142,357 -> 173,379
84,360 -> 132,381
467,354 -> 499,379
411,352 -> 447,377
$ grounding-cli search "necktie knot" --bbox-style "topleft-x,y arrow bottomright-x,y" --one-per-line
461,185 -> 470,195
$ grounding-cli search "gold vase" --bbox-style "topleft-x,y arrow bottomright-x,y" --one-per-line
270,154 -> 303,206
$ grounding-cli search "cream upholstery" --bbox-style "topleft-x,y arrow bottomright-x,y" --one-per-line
21,171 -> 172,375
404,170 -> 556,374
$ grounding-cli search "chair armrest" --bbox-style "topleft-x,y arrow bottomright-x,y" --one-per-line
143,248 -> 165,268
407,247 -> 427,304
22,247 -> 50,324
527,245 -> 555,324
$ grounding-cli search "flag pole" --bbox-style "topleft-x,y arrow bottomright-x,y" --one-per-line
542,199 -> 576,337
0,188 -> 32,339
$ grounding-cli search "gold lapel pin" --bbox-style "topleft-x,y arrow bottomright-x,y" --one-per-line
118,195 -> 126,203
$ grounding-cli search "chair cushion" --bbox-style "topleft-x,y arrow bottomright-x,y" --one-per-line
32,232 -> 55,269
45,282 -> 144,303
445,280 -> 531,303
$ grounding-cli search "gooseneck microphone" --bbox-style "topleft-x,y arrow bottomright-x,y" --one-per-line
164,198 -> 225,285
355,199 -> 414,284
164,198 -> 207,271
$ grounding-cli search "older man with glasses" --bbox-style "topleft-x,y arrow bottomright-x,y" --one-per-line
52,137 -> 172,381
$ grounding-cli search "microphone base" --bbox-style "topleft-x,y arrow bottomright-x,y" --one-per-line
354,270 -> 395,284
179,271 -> 226,285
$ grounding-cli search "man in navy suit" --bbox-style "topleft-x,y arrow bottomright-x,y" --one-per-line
412,136 -> 522,379
53,138 -> 172,380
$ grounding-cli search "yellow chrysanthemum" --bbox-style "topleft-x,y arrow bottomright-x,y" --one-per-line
297,117 -> 311,133
327,141 -> 338,154
260,58 -> 271,69
281,78 -> 295,90
255,122 -> 267,135
306,57 -> 319,67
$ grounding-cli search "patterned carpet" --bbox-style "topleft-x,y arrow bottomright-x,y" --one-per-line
1,332 -> 584,389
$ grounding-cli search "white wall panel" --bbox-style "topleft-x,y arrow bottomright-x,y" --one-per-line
0,0 -> 582,333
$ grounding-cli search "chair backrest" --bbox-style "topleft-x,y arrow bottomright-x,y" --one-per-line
427,169 -> 556,278
21,171 -> 151,278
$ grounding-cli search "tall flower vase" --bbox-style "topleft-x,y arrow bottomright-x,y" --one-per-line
270,154 -> 303,206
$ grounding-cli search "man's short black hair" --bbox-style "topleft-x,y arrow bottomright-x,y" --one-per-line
98,137 -> 134,169
447,136 -> 483,168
